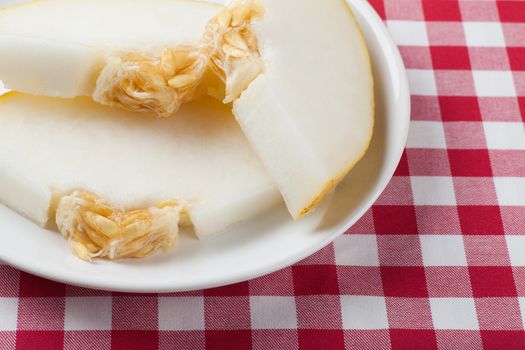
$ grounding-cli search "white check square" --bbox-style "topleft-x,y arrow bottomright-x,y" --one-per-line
506,236 -> 525,266
483,122 -> 525,150
420,235 -> 467,267
464,22 -> 506,47
430,298 -> 479,330
0,298 -> 18,331
473,71 -> 516,97
64,297 -> 112,331
158,297 -> 205,331
407,69 -> 438,96
494,178 -> 525,206
411,176 -> 456,206
341,296 -> 388,330
406,121 -> 447,149
387,21 -> 429,46
250,296 -> 297,329
334,235 -> 379,266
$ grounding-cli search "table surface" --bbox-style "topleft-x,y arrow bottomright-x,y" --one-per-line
1,0 -> 525,349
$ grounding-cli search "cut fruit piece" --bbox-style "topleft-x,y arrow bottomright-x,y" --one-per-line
0,0 -> 223,114
232,0 -> 374,218
0,93 -> 282,259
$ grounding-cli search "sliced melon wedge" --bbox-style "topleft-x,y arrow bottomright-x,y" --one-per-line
0,93 -> 281,260
0,0 -> 223,115
231,0 -> 374,218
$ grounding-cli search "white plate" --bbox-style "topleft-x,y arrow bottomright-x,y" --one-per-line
0,0 -> 409,293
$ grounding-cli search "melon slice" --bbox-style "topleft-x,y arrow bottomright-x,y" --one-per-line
0,93 -> 281,260
0,0 -> 223,115
229,0 -> 374,218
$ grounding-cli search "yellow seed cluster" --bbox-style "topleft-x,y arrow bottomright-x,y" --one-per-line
56,191 -> 180,261
93,0 -> 265,117
205,0 -> 265,102
93,47 -> 207,118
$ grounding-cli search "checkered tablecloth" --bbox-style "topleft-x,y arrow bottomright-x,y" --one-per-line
1,0 -> 525,349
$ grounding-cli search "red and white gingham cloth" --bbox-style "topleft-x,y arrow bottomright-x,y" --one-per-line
1,0 -> 525,349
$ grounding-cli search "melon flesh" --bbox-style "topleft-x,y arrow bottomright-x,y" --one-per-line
0,93 -> 281,240
0,0 -> 222,98
232,0 -> 374,218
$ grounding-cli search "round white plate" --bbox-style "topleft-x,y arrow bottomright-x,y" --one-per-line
0,0 -> 410,293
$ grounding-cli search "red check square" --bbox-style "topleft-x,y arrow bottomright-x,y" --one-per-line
206,330 -> 252,350
423,0 -> 461,21
373,206 -> 418,235
368,0 -> 386,20
390,330 -> 438,350
439,96 -> 481,122
298,330 -> 345,350
431,47 -> 471,70
111,331 -> 157,350
394,150 -> 409,177
381,267 -> 428,297
508,48 -> 525,71
469,267 -> 517,297
481,331 -> 525,350
448,150 -> 493,177
497,2 -> 525,23
16,331 -> 64,350
458,206 -> 504,235
19,273 -> 65,298
292,265 -> 339,295
204,282 -> 249,297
